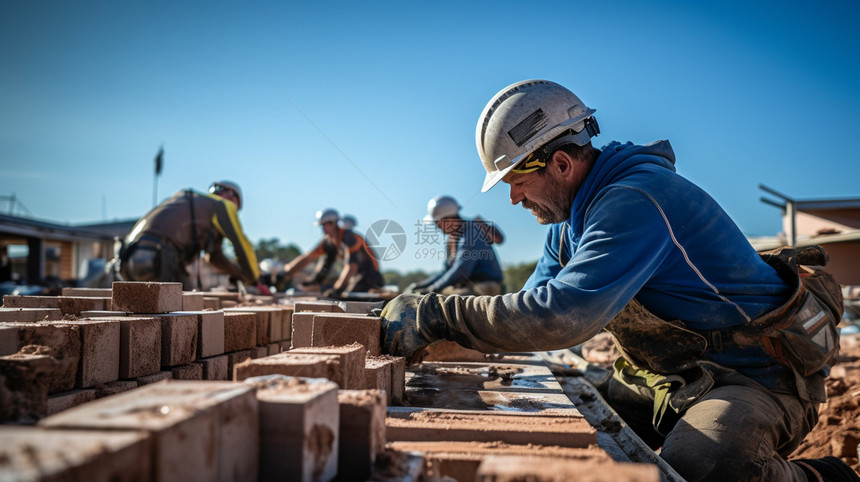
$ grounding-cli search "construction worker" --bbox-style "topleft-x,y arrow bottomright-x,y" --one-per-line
381,80 -> 856,481
280,208 -> 383,296
340,214 -> 358,231
406,195 -> 504,296
120,181 -> 265,293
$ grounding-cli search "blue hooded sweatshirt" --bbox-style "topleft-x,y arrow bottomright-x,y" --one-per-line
417,219 -> 503,292
454,140 -> 795,387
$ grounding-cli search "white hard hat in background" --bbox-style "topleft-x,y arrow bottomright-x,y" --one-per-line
340,214 -> 357,230
424,195 -> 460,223
209,180 -> 243,209
315,208 -> 340,226
476,80 -> 598,193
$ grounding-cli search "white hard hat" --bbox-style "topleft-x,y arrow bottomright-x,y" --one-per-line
476,80 -> 598,192
209,180 -> 243,209
424,195 -> 460,223
340,214 -> 357,230
315,208 -> 340,226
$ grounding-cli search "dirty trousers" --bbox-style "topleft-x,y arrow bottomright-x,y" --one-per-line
606,380 -> 819,482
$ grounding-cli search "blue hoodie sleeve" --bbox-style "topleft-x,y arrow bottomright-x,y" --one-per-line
442,186 -> 677,352
428,224 -> 483,291
523,225 -> 565,290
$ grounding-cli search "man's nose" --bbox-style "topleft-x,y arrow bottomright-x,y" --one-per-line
510,184 -> 524,205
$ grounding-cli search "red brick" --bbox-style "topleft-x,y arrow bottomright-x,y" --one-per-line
196,354 -> 228,380
57,296 -> 109,316
311,314 -> 382,355
294,300 -> 344,313
225,306 -> 285,343
365,355 -> 404,405
267,343 -> 281,356
46,388 -> 96,415
280,307 -> 294,342
1,321 -> 81,393
0,426 -> 152,481
55,319 -> 120,387
182,291 -> 205,311
226,350 -> 252,379
171,363 -> 203,380
137,370 -> 172,385
147,313 -> 198,367
0,324 -> 19,355
289,344 -> 366,389
363,357 -> 391,397
234,352 -> 342,383
99,316 -> 161,379
111,281 -> 182,313
0,352 -> 52,422
475,455 -> 660,481
252,346 -> 269,359
0,307 -> 62,322
41,380 -> 259,482
203,296 -> 221,310
251,377 -> 340,482
95,380 -> 139,398
290,312 -> 315,348
61,287 -> 113,298
192,310 -> 225,358
2,295 -> 60,308
337,390 -> 386,481
224,312 -> 257,352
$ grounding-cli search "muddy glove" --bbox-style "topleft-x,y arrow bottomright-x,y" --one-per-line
380,293 -> 452,363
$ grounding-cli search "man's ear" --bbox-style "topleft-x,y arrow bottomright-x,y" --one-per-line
550,150 -> 577,181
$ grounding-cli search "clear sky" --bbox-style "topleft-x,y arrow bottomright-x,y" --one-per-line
2,1 -> 859,275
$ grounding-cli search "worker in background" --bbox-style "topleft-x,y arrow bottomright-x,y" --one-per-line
280,208 -> 383,297
406,195 -> 504,296
120,180 -> 267,293
381,80 -> 855,482
340,214 -> 358,231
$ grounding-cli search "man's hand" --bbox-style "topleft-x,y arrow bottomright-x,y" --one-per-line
380,294 -> 441,363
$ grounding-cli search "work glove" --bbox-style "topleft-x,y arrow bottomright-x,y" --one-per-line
380,293 -> 450,364
256,283 -> 272,296
402,282 -> 418,294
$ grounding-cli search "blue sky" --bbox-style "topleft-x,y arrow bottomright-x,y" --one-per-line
2,1 -> 859,274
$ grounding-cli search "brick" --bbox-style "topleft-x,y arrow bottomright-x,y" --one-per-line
378,355 -> 405,405
55,319 -> 120,387
0,324 -> 19,355
111,281 -> 182,313
80,310 -> 130,317
192,310 -> 225,358
226,350 -> 252,379
58,296 -> 109,316
221,300 -> 238,308
46,388 -> 96,415
290,344 -> 366,389
0,352 -> 52,422
196,354 -> 228,380
291,312 -> 315,348
268,343 -> 280,356
137,370 -> 172,385
335,300 -> 383,314
148,313 -> 198,367
385,409 -> 597,448
224,312 -> 257,352
294,300 -> 344,313
311,314 -> 382,355
234,352 -> 343,383
62,287 -> 113,298
420,340 -> 489,362
203,296 -> 221,310
475,456 -> 660,482
280,307 -> 293,342
2,294 -> 60,308
337,390 -> 386,481
251,376 -> 339,482
252,346 -> 269,359
0,426 -> 152,481
182,291 -> 205,311
363,357 -> 391,397
41,381 -> 259,482
0,307 -> 62,322
88,316 -> 161,379
1,321 -> 81,393
225,306 -> 284,344
279,340 -> 291,352
172,363 -> 203,380
95,380 -> 139,398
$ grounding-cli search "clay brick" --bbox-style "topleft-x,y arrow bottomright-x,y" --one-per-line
58,296 -> 109,316
137,370 -> 172,385
0,307 -> 62,322
475,455 -> 660,482
192,310 -> 225,358
2,321 -> 81,393
62,287 -> 113,298
55,319 -> 120,387
251,377 -> 340,482
337,390 -> 386,481
80,310 -> 130,317
422,340 -> 489,362
0,324 -> 18,355
291,312 -> 315,348
196,354 -> 228,380
336,300 -> 383,314
280,307 -> 293,342
385,409 -> 597,448
290,344 -> 366,389
234,352 -> 343,383
203,296 -> 221,310
0,426 -> 152,481
379,355 -> 405,405
294,300 -> 344,313
0,352 -> 52,422
251,346 -> 269,358
111,281 -> 182,313
268,343 -> 280,356
226,350 -> 252,379
41,381 -> 259,482
87,316 -> 161,379
46,388 -> 96,415
312,314 -> 382,355
363,357 -> 391,397
2,294 -> 60,308
221,300 -> 238,308
225,306 -> 284,344
224,312 -> 257,352
182,291 -> 205,311
279,340 -> 291,352
147,313 -> 198,367
95,380 -> 139,398
172,363 -> 203,380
